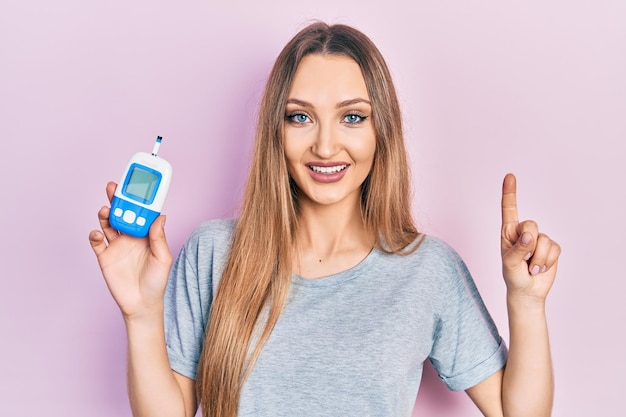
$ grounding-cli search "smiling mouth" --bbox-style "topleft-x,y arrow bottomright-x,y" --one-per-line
307,164 -> 348,174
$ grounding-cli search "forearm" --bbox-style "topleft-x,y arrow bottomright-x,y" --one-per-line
125,310 -> 188,417
502,296 -> 553,417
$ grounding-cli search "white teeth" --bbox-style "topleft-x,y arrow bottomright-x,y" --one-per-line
310,164 -> 348,174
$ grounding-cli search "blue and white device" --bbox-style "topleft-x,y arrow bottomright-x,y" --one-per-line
109,136 -> 173,238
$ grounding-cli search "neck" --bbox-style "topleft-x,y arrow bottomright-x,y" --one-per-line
294,197 -> 375,277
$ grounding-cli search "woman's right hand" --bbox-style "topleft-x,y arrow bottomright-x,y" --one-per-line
89,182 -> 173,320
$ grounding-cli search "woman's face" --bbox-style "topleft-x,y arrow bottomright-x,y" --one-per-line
283,54 -> 376,210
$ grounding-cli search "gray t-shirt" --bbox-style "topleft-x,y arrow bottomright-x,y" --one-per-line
164,219 -> 507,416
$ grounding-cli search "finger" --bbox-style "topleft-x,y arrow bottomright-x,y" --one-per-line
98,205 -> 119,242
88,229 -> 107,257
503,220 -> 538,270
106,182 -> 117,204
148,215 -> 172,265
542,240 -> 561,273
517,220 -> 539,250
501,173 -> 519,230
527,233 -> 552,275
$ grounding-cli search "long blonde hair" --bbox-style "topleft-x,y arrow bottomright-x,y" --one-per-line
196,22 -> 418,417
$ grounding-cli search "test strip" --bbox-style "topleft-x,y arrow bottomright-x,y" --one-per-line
151,136 -> 163,156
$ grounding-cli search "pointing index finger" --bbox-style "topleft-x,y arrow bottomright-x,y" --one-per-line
501,173 -> 519,228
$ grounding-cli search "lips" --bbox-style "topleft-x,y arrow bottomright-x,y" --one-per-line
306,162 -> 350,183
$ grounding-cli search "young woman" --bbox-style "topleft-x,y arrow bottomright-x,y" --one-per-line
89,22 -> 560,417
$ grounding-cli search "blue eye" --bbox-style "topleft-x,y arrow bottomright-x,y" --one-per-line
344,114 -> 367,124
287,113 -> 310,124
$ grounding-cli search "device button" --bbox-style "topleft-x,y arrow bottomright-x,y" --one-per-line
114,208 -> 123,217
136,217 -> 146,226
123,210 -> 137,224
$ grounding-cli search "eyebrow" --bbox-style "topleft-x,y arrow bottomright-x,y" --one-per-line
285,98 -> 371,108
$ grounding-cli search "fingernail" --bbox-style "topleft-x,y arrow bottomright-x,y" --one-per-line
521,233 -> 531,245
531,265 -> 540,275
524,252 -> 532,261
541,265 -> 547,273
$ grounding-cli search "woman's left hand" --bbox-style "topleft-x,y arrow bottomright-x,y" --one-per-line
500,173 -> 561,303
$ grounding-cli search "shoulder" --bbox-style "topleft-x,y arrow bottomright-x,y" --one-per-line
179,218 -> 237,265
185,218 -> 236,247
389,234 -> 473,294
168,218 -> 236,296
373,234 -> 470,280
419,235 -> 471,276
190,217 -> 236,238
401,234 -> 466,267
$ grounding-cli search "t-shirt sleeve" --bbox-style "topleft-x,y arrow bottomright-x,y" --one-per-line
428,240 -> 508,391
164,226 -> 216,380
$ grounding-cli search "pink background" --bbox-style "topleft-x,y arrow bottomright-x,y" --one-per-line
1,1 -> 624,416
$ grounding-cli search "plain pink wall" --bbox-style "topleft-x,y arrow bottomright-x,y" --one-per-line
1,1 -> 624,416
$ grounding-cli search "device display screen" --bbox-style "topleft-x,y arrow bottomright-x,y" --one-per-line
124,165 -> 160,203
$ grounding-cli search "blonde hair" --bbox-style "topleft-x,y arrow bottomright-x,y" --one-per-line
196,22 -> 419,417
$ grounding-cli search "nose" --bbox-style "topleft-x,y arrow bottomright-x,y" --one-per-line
311,121 -> 339,159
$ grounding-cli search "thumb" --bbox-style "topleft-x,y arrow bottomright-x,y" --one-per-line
148,215 -> 172,264
502,231 -> 535,272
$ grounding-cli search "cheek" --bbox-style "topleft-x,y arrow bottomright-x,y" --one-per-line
283,141 -> 298,168
282,140 -> 304,179
282,132 -> 296,162
283,128 -> 306,155
352,132 -> 377,164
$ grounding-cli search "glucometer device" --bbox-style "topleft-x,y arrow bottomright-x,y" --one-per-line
109,136 -> 173,238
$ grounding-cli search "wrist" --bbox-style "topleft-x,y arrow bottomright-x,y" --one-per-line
123,304 -> 165,326
506,292 -> 547,316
